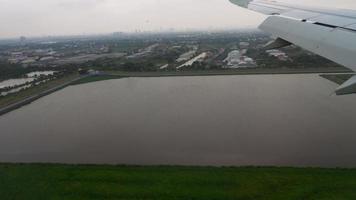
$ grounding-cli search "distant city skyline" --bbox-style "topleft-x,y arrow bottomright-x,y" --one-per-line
0,0 -> 355,38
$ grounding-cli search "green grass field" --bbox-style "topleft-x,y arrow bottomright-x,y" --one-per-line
1,164 -> 356,200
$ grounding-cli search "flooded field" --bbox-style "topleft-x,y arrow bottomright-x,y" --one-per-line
1,74 -> 356,167
0,78 -> 35,89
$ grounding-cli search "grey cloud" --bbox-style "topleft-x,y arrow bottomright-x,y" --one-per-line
56,0 -> 107,9
0,0 -> 355,38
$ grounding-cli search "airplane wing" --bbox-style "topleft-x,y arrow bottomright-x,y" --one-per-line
230,0 -> 356,95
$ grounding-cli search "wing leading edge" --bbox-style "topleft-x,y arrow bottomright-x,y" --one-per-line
230,0 -> 356,95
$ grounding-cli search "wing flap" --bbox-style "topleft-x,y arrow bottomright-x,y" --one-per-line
309,15 -> 356,27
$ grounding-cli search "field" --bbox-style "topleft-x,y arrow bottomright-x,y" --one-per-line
0,74 -> 79,108
1,164 -> 356,200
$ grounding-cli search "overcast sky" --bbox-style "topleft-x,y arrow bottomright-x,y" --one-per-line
0,0 -> 355,38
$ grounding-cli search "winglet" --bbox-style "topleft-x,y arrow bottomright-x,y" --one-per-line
229,0 -> 252,8
335,75 -> 356,95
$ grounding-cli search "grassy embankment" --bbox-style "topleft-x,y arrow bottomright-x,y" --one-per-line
1,164 -> 356,200
107,67 -> 351,77
0,74 -> 79,108
72,67 -> 353,86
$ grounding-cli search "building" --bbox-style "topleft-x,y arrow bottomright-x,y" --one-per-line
239,42 -> 250,48
223,50 -> 256,68
266,49 -> 289,61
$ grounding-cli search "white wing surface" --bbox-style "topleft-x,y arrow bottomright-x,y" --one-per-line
230,0 -> 356,95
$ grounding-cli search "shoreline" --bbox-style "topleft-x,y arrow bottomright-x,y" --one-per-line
0,162 -> 355,169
